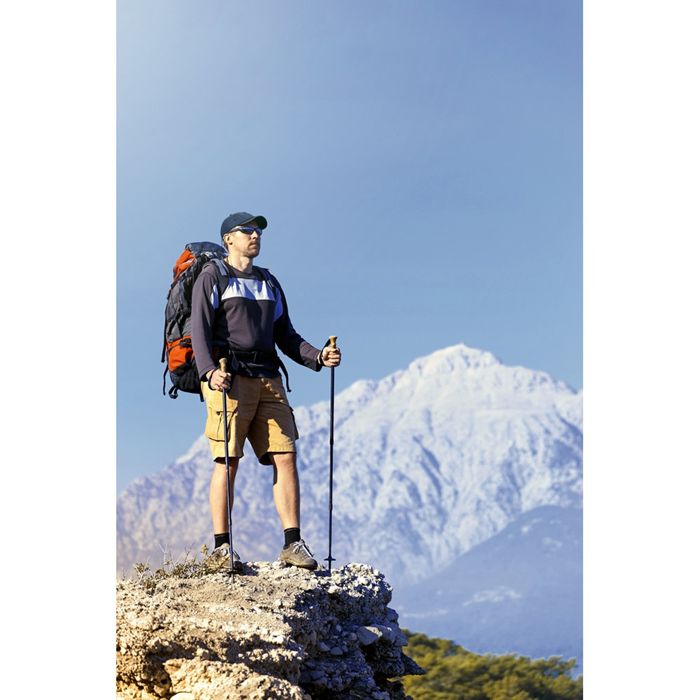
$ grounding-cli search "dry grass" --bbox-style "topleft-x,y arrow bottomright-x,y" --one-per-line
131,545 -> 212,595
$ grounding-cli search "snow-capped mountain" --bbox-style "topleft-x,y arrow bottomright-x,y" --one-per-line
118,344 -> 582,589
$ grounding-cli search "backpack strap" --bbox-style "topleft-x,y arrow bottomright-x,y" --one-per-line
255,265 -> 274,285
205,257 -> 240,375
210,258 -> 231,308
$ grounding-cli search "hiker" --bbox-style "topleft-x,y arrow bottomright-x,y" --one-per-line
190,212 -> 342,572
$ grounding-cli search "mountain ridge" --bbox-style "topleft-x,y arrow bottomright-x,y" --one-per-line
119,343 -> 581,585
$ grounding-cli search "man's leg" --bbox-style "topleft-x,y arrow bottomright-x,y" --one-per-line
210,456 -> 239,535
270,451 -> 300,530
270,451 -> 317,570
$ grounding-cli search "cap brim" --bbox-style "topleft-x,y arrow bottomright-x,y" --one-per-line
249,215 -> 267,229
221,212 -> 268,237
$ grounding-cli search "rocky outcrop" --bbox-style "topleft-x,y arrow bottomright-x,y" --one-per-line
117,561 -> 424,699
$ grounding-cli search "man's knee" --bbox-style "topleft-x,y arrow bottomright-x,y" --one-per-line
270,452 -> 297,484
214,457 -> 239,471
269,452 -> 296,469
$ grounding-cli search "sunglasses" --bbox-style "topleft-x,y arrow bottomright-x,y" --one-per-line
231,225 -> 263,236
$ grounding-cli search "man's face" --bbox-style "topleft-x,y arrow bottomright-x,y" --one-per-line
224,223 -> 263,258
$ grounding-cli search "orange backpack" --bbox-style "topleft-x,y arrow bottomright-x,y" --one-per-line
161,242 -> 228,399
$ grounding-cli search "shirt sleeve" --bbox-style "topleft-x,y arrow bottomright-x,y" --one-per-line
272,275 -> 322,372
191,265 -> 220,381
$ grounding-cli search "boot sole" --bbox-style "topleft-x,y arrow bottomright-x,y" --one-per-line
280,559 -> 318,571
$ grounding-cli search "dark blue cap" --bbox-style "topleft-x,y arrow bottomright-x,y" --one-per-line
220,212 -> 268,238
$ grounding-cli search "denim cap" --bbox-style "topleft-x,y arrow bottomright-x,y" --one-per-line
220,212 -> 268,238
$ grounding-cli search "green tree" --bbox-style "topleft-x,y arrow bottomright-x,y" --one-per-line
399,631 -> 582,700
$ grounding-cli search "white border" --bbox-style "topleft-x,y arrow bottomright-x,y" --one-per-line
585,0 -> 700,695
1,0 -> 115,695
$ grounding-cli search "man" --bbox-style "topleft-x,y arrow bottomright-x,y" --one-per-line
191,211 -> 341,572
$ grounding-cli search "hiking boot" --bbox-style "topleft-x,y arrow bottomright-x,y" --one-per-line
279,539 -> 318,570
204,543 -> 243,573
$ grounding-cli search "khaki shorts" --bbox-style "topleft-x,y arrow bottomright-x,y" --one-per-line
201,375 -> 299,465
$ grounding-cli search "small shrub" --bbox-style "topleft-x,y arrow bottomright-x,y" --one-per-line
132,545 -> 211,595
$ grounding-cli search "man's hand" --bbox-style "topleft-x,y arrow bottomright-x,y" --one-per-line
320,345 -> 342,368
207,368 -> 232,391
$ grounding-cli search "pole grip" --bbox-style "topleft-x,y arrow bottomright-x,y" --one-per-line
329,336 -> 337,349
219,358 -> 228,373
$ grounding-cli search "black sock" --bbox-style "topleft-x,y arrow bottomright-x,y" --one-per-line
284,527 -> 301,548
214,532 -> 230,550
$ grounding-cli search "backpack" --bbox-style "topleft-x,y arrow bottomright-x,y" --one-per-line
161,242 -> 229,399
161,242 -> 283,399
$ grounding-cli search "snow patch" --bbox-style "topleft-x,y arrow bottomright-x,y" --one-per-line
462,587 -> 523,607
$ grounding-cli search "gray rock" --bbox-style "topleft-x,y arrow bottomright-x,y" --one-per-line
373,624 -> 396,643
356,626 -> 381,646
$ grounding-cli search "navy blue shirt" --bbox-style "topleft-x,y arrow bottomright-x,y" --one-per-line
191,260 -> 321,381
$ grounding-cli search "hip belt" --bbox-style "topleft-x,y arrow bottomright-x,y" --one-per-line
228,348 -> 293,393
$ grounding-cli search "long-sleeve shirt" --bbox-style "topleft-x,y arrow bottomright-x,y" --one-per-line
191,260 -> 322,381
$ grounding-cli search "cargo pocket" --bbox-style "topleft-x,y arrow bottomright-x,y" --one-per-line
205,405 -> 236,442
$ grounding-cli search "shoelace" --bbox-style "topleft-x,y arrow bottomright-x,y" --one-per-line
291,540 -> 314,557
214,545 -> 240,559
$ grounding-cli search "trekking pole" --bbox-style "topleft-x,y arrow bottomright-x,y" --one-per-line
324,336 -> 338,573
219,358 -> 236,576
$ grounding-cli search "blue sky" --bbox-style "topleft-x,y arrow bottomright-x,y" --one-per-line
118,0 -> 581,491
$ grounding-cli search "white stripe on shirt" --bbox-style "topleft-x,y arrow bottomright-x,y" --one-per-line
220,276 -> 283,322
221,277 -> 276,303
